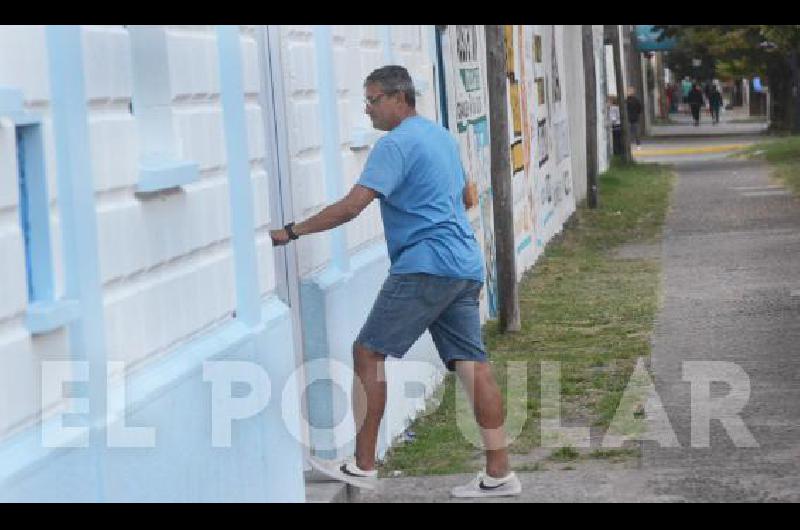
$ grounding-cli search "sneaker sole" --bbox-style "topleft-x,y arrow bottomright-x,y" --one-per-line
306,458 -> 378,490
451,489 -> 522,499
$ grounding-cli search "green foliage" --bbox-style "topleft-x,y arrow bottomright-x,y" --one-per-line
654,25 -> 790,81
550,446 -> 580,462
656,25 -> 800,130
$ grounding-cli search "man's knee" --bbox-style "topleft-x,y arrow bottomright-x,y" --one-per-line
352,342 -> 382,365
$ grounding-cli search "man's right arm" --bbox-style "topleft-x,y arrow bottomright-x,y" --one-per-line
270,184 -> 377,246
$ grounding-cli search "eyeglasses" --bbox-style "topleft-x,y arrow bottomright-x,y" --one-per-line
364,92 -> 393,106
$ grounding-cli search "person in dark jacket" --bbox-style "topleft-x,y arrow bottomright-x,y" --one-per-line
687,83 -> 705,126
625,86 -> 643,147
709,85 -> 723,124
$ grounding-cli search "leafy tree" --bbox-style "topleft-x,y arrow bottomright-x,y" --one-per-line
654,25 -> 800,131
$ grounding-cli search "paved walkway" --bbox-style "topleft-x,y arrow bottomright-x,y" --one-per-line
347,108 -> 800,503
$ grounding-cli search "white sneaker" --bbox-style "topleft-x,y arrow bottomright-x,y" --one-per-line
307,456 -> 379,490
450,470 -> 522,498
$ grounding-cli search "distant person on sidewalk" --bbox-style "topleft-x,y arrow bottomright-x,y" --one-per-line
271,65 -> 521,499
626,86 -> 643,148
687,83 -> 705,126
709,85 -> 723,124
681,77 -> 692,107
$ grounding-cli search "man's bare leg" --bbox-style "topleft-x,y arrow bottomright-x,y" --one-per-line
454,360 -> 510,478
352,342 -> 386,471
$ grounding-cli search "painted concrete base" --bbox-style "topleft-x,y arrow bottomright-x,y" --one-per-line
0,298 -> 306,502
300,242 -> 447,461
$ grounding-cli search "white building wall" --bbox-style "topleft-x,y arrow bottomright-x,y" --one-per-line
0,25 -> 71,441
0,24 -> 302,502
86,25 -> 255,373
563,25 -> 587,204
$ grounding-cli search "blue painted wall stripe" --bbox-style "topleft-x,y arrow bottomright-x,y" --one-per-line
216,25 -> 262,327
45,24 -> 108,500
313,25 -> 350,274
381,25 -> 394,64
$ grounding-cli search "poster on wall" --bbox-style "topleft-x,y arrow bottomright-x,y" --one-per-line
447,24 -> 498,319
510,81 -> 522,137
512,140 -> 524,173
505,25 -> 515,77
535,77 -> 545,105
549,26 -> 576,227
536,26 -> 556,244
513,25 -> 536,264
537,118 -> 549,167
551,28 -> 562,105
554,118 -> 570,163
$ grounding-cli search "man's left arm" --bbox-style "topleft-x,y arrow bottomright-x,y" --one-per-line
270,184 -> 377,246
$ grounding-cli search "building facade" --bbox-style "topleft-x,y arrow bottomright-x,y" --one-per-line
0,25 -> 609,502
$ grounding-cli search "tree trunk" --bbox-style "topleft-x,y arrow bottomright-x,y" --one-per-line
582,25 -> 599,208
608,24 -> 632,162
484,25 -> 520,333
790,50 -> 800,133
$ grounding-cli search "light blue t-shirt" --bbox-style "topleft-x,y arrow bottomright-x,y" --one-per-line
357,115 -> 484,282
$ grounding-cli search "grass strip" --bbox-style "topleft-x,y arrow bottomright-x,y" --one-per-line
743,135 -> 800,196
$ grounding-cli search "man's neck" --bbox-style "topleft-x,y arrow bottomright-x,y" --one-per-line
389,109 -> 418,130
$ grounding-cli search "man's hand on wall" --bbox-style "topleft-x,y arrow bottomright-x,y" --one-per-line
270,229 -> 291,246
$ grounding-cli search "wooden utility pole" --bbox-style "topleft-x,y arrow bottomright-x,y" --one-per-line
485,25 -> 520,332
582,25 -> 599,209
607,24 -> 632,162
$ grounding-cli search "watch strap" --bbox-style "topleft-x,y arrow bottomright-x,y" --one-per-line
284,222 -> 299,240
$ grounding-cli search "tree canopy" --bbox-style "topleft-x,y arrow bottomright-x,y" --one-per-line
654,25 -> 800,81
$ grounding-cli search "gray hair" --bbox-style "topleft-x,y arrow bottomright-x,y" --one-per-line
364,65 -> 416,108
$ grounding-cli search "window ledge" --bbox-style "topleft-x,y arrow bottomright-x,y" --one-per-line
0,87 -> 40,125
136,157 -> 199,194
25,299 -> 80,335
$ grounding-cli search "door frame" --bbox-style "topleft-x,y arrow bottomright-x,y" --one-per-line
255,25 -> 311,469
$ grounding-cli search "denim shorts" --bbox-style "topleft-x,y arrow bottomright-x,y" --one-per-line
355,273 -> 488,371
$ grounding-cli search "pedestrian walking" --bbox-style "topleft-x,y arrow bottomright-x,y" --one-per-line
625,86 -> 643,148
270,65 -> 521,498
687,83 -> 705,126
709,85 -> 723,124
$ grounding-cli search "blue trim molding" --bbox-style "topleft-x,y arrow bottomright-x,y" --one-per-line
46,24 -> 110,498
25,299 -> 80,335
313,25 -> 351,274
216,25 -> 262,327
0,87 -> 81,335
136,157 -> 199,193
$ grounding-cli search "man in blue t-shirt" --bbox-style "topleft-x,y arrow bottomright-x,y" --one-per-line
271,65 -> 520,498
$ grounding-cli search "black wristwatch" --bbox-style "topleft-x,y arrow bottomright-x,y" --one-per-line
284,222 -> 299,240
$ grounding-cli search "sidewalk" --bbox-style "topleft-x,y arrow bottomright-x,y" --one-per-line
648,106 -> 768,138
635,107 -> 768,163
